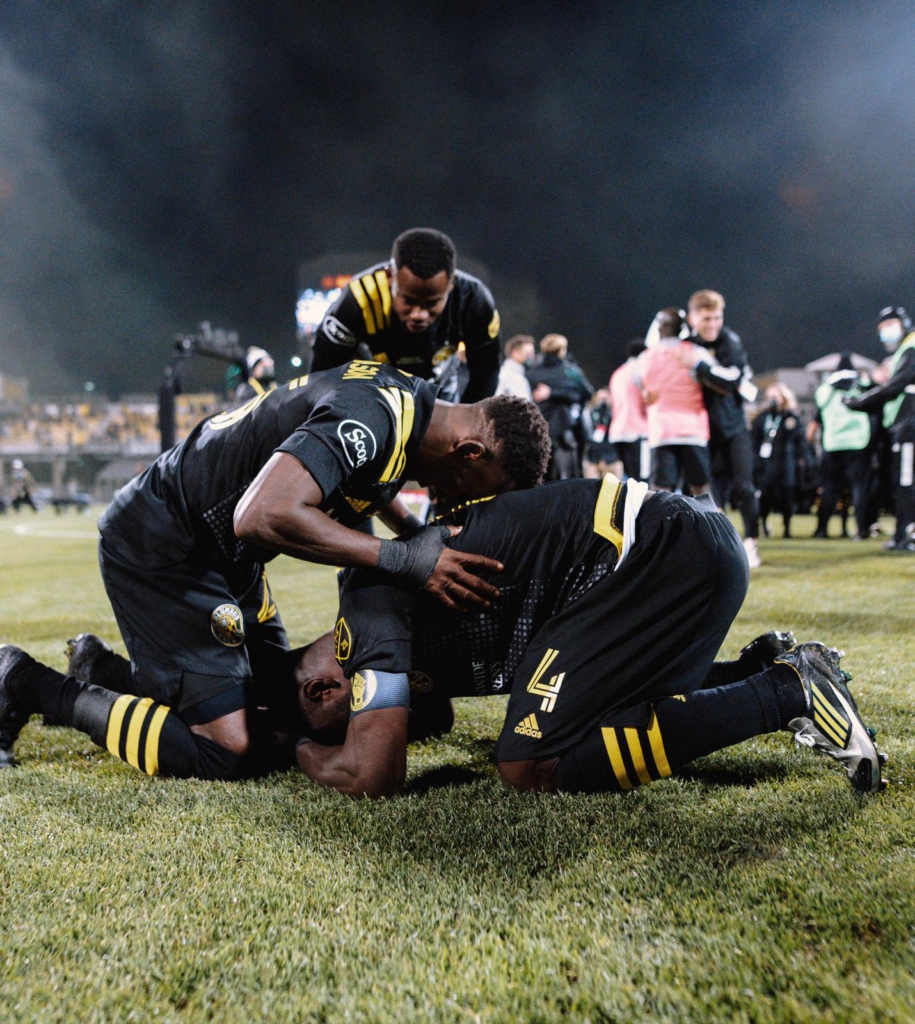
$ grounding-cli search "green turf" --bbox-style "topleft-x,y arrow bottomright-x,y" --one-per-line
1,508 -> 913,1023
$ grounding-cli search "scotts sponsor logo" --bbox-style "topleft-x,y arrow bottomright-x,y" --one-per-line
211,604 -> 245,647
323,315 -> 358,346
337,420 -> 377,469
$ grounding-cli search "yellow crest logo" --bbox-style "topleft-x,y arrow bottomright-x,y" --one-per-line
210,604 -> 245,647
334,617 -> 352,662
350,671 -> 377,713
488,310 -> 501,339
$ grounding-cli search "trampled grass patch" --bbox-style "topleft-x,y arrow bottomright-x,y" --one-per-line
1,508 -> 913,1022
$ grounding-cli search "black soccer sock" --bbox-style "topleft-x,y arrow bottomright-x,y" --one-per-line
8,660 -> 243,779
557,665 -> 803,794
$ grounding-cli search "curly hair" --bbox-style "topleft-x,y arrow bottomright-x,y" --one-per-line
482,395 -> 551,490
391,228 -> 456,280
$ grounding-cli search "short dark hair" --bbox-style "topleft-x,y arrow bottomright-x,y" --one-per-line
482,395 -> 551,490
392,228 -> 456,280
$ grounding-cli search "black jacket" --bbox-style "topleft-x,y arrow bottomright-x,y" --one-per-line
692,326 -> 752,441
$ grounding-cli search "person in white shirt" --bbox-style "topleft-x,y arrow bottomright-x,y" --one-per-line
495,335 -> 535,400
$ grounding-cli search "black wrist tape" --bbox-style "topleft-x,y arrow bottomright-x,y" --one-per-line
376,525 -> 451,587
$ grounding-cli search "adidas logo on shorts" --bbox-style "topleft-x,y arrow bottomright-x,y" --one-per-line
514,713 -> 542,739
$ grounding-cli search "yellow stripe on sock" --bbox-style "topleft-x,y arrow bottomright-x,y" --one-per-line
105,694 -> 135,758
143,705 -> 170,777
124,697 -> 155,771
624,728 -> 654,785
601,727 -> 633,790
646,709 -> 672,778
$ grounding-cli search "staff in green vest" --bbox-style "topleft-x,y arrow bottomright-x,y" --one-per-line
845,307 -> 915,552
808,354 -> 873,540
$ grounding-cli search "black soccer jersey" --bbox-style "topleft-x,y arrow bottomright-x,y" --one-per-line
335,477 -> 630,696
310,264 -> 502,402
99,362 -> 438,569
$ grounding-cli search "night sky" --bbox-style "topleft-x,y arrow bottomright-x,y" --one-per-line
2,1 -> 915,396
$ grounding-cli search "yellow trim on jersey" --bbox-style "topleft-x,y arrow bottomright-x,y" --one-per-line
601,727 -> 633,790
375,269 -> 392,325
593,473 -> 624,558
646,709 -> 672,778
527,648 -> 559,691
257,572 -> 277,623
350,278 -> 377,334
377,387 -> 415,483
288,375 -> 310,390
249,377 -> 267,397
624,727 -> 654,785
362,273 -> 390,331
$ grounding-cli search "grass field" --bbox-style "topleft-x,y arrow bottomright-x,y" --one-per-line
1,506 -> 914,1023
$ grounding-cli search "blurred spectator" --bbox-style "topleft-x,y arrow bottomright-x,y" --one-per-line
807,354 -> 872,540
528,333 -> 594,480
681,289 -> 761,568
844,306 -> 915,552
608,339 -> 649,482
752,383 -> 805,539
496,335 -> 535,400
10,458 -> 38,512
235,347 -> 277,403
583,389 -> 622,479
633,308 -> 712,495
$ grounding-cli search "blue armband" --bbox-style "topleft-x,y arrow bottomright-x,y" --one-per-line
349,670 -> 411,718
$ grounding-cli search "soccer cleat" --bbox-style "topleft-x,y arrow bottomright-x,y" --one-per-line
737,631 -> 797,674
66,633 -> 130,690
0,645 -> 34,767
775,642 -> 885,793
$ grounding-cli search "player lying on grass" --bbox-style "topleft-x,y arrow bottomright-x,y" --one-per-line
1,478 -> 886,795
290,476 -> 886,796
0,361 -> 550,777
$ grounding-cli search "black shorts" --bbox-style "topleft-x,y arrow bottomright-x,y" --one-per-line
614,439 -> 650,482
98,540 -> 288,724
650,444 -> 710,490
495,493 -> 748,762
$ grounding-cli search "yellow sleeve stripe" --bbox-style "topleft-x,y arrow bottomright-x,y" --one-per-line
257,571 -> 278,623
144,704 -> 170,777
105,694 -> 135,759
377,387 -> 415,483
601,727 -> 633,790
646,709 -> 672,778
288,375 -> 310,390
374,269 -> 392,326
624,728 -> 654,785
594,473 -> 624,557
362,273 -> 389,331
350,278 -> 377,335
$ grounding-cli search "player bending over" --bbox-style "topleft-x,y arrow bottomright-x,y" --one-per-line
0,362 -> 549,777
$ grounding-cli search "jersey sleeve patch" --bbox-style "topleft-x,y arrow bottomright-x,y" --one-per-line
488,309 -> 501,339
321,315 -> 359,347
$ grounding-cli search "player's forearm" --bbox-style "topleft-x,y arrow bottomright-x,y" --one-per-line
296,707 -> 408,798
238,503 -> 383,568
377,496 -> 424,535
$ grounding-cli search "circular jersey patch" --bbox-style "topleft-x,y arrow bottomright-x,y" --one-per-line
408,670 -> 434,694
211,604 -> 245,647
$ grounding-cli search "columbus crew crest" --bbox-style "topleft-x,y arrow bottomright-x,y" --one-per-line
211,604 -> 245,647
334,616 -> 352,662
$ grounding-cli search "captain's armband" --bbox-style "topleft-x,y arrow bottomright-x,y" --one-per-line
349,670 -> 411,719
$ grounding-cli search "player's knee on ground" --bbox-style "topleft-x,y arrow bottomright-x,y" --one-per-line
498,758 -> 559,792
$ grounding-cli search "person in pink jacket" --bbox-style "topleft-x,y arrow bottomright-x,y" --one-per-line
608,339 -> 650,481
633,308 -> 713,495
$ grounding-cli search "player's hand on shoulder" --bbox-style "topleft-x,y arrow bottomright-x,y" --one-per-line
425,526 -> 502,611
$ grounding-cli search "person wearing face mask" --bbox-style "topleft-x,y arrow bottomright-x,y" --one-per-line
844,307 -> 915,552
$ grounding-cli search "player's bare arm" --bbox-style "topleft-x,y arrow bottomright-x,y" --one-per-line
297,696 -> 409,799
234,453 -> 502,608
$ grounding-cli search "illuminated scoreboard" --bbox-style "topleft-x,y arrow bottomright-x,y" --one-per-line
295,274 -> 352,339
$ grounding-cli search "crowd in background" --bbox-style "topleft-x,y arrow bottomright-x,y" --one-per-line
3,293 -> 914,562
